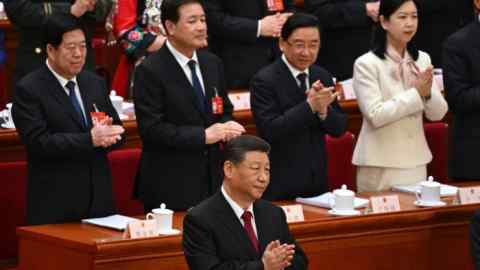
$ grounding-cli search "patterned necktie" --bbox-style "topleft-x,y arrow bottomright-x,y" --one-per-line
65,81 -> 86,127
187,60 -> 208,113
241,210 -> 259,253
297,72 -> 307,93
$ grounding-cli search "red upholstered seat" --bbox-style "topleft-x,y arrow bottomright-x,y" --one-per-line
326,132 -> 356,191
424,122 -> 449,183
108,148 -> 144,216
0,162 -> 27,261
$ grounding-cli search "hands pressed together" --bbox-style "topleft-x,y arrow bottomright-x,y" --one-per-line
262,240 -> 296,270
90,117 -> 125,148
366,1 -> 380,22
205,121 -> 245,144
260,12 -> 293,38
414,65 -> 434,99
71,0 -> 96,17
306,80 -> 339,115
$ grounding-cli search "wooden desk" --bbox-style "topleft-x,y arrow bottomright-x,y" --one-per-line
17,190 -> 476,270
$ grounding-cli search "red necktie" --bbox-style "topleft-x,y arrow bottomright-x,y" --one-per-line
241,210 -> 259,253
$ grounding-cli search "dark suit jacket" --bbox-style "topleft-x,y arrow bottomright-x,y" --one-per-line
414,0 -> 473,67
204,0 -> 295,89
4,0 -> 112,85
471,209 -> 480,270
133,45 -> 234,211
443,20 -> 480,180
12,65 -> 124,225
305,0 -> 373,80
251,59 -> 347,200
183,191 -> 308,270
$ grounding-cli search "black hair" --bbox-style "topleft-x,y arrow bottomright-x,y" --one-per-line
281,12 -> 320,40
161,0 -> 203,34
45,13 -> 85,48
224,135 -> 271,165
371,0 -> 419,60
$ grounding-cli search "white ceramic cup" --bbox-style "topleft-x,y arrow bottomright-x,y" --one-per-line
146,203 -> 173,234
2,103 -> 14,127
330,184 -> 355,211
110,90 -> 124,117
416,177 -> 441,203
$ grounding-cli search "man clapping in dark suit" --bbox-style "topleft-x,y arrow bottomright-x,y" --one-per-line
133,0 -> 245,212
183,135 -> 308,270
12,13 -> 125,225
251,13 -> 347,200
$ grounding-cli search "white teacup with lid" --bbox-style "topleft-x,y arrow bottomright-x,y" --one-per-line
416,176 -> 441,204
330,184 -> 355,211
109,90 -> 124,117
146,203 -> 176,235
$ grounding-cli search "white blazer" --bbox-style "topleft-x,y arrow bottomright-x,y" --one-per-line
352,51 -> 448,168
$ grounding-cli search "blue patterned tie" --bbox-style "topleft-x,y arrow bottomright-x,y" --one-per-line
65,81 -> 87,127
187,60 -> 207,113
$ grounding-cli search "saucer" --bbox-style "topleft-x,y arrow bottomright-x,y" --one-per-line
158,228 -> 181,235
1,123 -> 15,129
414,200 -> 446,207
327,209 -> 361,216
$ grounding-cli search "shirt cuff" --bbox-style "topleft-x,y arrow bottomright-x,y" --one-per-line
257,20 -> 262,38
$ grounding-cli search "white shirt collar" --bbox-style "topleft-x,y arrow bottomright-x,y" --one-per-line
46,59 -> 78,89
281,54 -> 309,79
166,40 -> 199,68
221,185 -> 254,220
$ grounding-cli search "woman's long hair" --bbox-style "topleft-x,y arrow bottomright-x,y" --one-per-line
371,0 -> 419,60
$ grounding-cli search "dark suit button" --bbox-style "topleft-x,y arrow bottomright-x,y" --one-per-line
204,150 -> 208,156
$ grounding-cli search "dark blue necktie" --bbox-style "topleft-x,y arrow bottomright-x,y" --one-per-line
187,60 -> 207,113
65,81 -> 87,127
297,72 -> 307,93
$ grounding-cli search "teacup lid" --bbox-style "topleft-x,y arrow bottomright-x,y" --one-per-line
152,203 -> 173,214
420,176 -> 440,187
110,90 -> 124,101
333,184 -> 354,196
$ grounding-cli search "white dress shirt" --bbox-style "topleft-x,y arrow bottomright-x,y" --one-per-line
221,185 -> 258,237
281,54 -> 310,91
46,60 -> 87,120
165,40 -> 205,93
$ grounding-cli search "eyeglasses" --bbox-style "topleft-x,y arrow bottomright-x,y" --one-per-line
285,40 -> 320,52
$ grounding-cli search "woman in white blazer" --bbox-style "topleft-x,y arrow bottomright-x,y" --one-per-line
352,0 -> 448,192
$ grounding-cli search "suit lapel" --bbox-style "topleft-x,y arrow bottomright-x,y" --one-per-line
42,66 -> 87,130
76,73 -> 94,128
214,192 -> 261,258
198,52 -> 215,121
162,46 -> 207,121
253,201 -> 270,254
276,60 -> 306,102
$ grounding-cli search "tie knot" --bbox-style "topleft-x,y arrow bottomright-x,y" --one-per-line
241,211 -> 253,222
297,72 -> 307,82
187,60 -> 196,71
65,81 -> 75,94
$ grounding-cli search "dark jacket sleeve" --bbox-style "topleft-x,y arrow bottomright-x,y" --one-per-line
182,212 -> 265,270
471,210 -> 480,270
277,208 -> 308,270
250,73 -> 321,143
443,32 -> 480,114
12,82 -> 95,160
133,61 -> 206,150
5,0 -> 112,28
305,0 -> 370,30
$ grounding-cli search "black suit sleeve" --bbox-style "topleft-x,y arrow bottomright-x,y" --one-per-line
277,208 -> 308,270
204,0 -> 295,44
471,210 -> 480,270
12,83 -> 95,160
443,35 -> 480,114
5,0 -> 112,28
183,213 -> 264,270
133,61 -> 207,150
251,73 -> 320,143
305,0 -> 370,29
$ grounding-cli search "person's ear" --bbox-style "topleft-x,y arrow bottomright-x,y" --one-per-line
165,20 -> 176,36
223,161 -> 234,179
46,44 -> 56,62
379,15 -> 388,31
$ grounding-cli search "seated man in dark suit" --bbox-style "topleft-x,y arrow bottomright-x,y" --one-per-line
250,13 -> 347,200
12,13 -> 125,225
183,135 -> 308,270
443,0 -> 480,180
